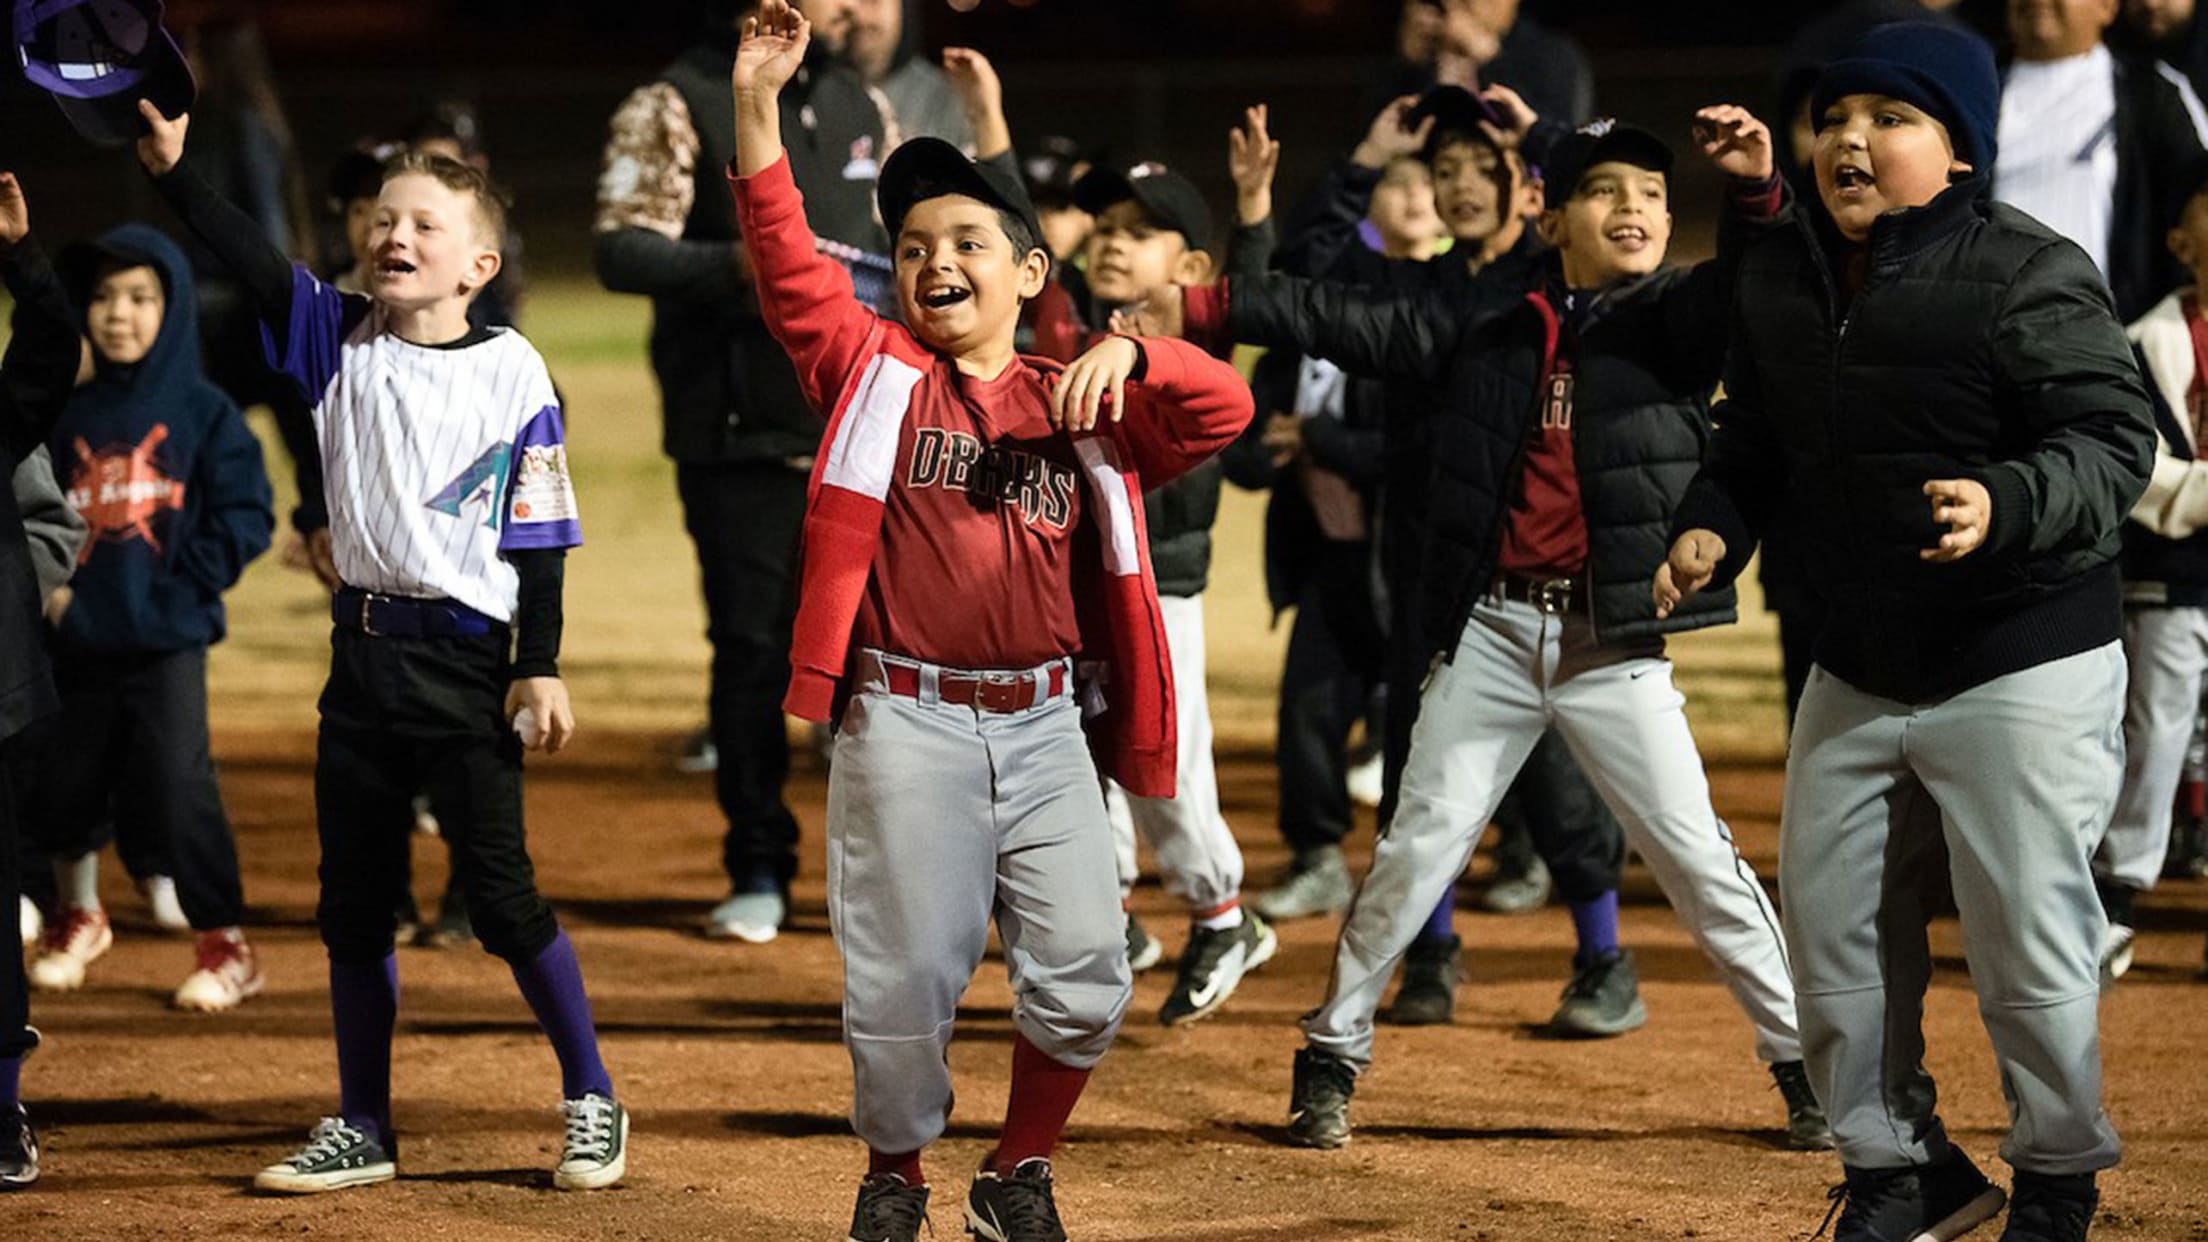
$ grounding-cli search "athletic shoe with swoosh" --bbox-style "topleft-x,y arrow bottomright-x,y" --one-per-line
848,1171 -> 930,1242
965,1158 -> 1067,1242
1159,911 -> 1277,1026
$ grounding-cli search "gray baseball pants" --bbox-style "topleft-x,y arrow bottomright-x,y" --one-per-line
2095,607 -> 2208,891
827,652 -> 1132,1156
1303,593 -> 1801,1069
1782,647 -> 2124,1175
1108,592 -> 1246,912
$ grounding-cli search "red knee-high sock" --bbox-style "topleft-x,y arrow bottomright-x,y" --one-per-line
2181,778 -> 2206,820
990,1033 -> 1091,1171
868,1147 -> 925,1186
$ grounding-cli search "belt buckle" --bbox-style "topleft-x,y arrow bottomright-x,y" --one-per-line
358,592 -> 381,637
974,673 -> 1027,714
1535,578 -> 1573,616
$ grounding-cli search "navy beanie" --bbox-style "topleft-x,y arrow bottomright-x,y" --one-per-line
1810,22 -> 2000,170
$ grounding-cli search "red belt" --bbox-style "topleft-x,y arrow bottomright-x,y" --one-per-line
866,655 -> 1070,714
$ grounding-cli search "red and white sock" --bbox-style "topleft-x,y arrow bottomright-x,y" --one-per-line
1194,898 -> 1243,931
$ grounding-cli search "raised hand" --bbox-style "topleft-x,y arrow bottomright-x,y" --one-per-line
1653,528 -> 1726,618
734,0 -> 812,99
1693,104 -> 1774,182
1051,336 -> 1141,433
0,172 -> 27,250
136,99 -> 190,176
1352,95 -> 1432,170
1478,82 -> 1537,148
943,48 -> 1011,159
1229,104 -> 1282,226
1921,478 -> 1991,562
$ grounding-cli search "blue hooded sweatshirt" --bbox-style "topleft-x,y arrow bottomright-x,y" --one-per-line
52,224 -> 273,653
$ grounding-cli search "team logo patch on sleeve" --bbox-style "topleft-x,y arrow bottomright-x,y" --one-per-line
510,442 -> 579,525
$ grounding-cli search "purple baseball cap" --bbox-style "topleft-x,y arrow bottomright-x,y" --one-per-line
15,0 -> 196,148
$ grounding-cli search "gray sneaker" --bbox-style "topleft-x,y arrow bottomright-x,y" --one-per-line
254,1117 -> 397,1194
705,891 -> 785,943
1479,855 -> 1552,914
1253,848 -> 1352,922
1548,948 -> 1648,1038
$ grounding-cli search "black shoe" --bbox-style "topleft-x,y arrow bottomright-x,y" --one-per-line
1813,1149 -> 2006,1242
1382,933 -> 1460,1026
965,1158 -> 1066,1242
1160,912 -> 1277,1026
2000,1172 -> 2096,1242
848,1172 -> 931,1242
1288,1046 -> 1356,1150
1125,912 -> 1162,974
0,1104 -> 38,1190
1548,948 -> 1648,1039
1770,1059 -> 1835,1151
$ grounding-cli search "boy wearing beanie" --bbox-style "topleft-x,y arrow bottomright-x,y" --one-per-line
1661,24 -> 2154,1242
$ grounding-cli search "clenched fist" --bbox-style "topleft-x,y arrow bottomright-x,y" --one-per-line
1654,528 -> 1726,619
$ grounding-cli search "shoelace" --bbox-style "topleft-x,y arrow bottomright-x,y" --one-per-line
995,1168 -> 1065,1237
562,1097 -> 616,1161
1176,926 -> 1231,984
293,1118 -> 363,1168
861,1177 -> 932,1237
1810,1183 -> 1849,1240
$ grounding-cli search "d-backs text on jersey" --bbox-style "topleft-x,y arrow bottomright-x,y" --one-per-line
906,428 -> 1077,530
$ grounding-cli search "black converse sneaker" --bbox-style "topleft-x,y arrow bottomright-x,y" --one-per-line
554,1092 -> 628,1190
254,1117 -> 396,1194
849,1172 -> 931,1242
965,1158 -> 1067,1242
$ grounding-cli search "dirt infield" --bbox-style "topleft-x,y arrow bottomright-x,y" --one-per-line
14,727 -> 2208,1241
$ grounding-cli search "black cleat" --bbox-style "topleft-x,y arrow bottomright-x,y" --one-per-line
965,1158 -> 1066,1242
1548,947 -> 1648,1038
1771,1060 -> 1835,1151
1125,912 -> 1162,974
1382,933 -> 1461,1026
849,1172 -> 931,1242
2000,1172 -> 2096,1242
1160,912 -> 1277,1026
0,1103 -> 38,1190
1287,1046 -> 1356,1150
1812,1148 -> 2006,1241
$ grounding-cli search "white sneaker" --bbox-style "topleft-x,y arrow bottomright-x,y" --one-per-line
704,891 -> 784,943
141,875 -> 190,933
1346,752 -> 1384,809
2101,922 -> 2136,985
554,1093 -> 629,1190
173,929 -> 266,1012
17,897 -> 39,949
29,907 -> 113,992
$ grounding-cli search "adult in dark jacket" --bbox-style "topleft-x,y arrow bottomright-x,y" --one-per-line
594,0 -> 889,942
1995,0 -> 2208,322
1366,0 -> 1595,130
2116,0 -> 2208,104
0,171 -> 81,1191
1142,109 -> 1821,1151
8,445 -> 84,945
1664,26 -> 2151,1233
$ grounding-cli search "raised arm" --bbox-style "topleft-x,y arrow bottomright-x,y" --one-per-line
0,176 -> 81,461
1274,96 -> 1426,283
1654,105 -> 1790,381
728,1 -> 884,414
137,103 -> 296,331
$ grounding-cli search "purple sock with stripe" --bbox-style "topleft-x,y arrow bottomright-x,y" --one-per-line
509,929 -> 613,1100
329,954 -> 398,1144
1419,886 -> 1456,944
1569,890 -> 1621,967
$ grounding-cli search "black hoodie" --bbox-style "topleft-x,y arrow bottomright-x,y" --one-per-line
52,224 -> 273,653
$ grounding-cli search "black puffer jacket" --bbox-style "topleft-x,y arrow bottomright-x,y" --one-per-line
1673,178 -> 2154,703
1143,462 -> 1222,598
1204,190 -> 1783,663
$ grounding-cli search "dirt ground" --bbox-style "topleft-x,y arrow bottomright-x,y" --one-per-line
13,726 -> 2208,1241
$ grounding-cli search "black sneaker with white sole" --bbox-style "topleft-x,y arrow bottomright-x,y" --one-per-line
1160,912 -> 1277,1026
1126,912 -> 1163,974
554,1092 -> 628,1190
0,1103 -> 38,1190
1548,947 -> 1648,1038
1771,1060 -> 1835,1152
965,1158 -> 1067,1242
1288,1046 -> 1356,1150
1814,1147 -> 2006,1242
849,1172 -> 931,1242
254,1117 -> 397,1194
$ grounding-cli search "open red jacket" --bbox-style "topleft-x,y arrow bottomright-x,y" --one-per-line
729,154 -> 1253,796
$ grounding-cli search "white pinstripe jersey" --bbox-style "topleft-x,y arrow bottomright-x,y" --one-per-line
268,267 -> 582,622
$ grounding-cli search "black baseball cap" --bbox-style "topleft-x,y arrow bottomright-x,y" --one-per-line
1073,162 -> 1213,251
1406,85 -> 1505,162
1541,118 -> 1673,210
14,0 -> 196,149
878,137 -> 1046,258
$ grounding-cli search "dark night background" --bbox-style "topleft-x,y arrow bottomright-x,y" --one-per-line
0,0 -> 2020,271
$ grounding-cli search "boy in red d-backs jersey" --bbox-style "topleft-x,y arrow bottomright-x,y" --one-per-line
728,7 -> 1254,1242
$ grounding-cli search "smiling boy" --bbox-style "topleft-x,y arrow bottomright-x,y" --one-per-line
137,106 -> 627,1194
727,7 -> 1252,1240
1661,23 -> 2153,1242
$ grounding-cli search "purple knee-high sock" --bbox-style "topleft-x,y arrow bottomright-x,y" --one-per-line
0,1055 -> 19,1111
509,930 -> 613,1100
330,954 -> 398,1144
1569,890 -> 1621,967
1418,887 -> 1456,945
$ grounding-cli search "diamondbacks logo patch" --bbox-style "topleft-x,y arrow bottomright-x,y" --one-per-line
67,426 -> 186,563
427,441 -> 514,530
